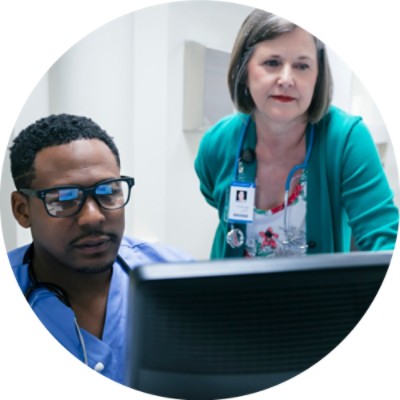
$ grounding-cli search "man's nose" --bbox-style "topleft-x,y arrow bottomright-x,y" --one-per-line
77,196 -> 106,227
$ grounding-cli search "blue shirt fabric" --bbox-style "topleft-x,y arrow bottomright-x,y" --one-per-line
8,236 -> 192,385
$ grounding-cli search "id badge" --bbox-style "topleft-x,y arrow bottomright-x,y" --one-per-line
227,181 -> 256,223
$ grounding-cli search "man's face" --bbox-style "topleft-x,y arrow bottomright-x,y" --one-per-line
20,139 -> 125,274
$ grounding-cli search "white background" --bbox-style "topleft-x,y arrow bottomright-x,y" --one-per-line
0,0 -> 399,399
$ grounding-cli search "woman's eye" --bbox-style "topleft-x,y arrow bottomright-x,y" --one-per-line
264,59 -> 280,67
295,63 -> 310,71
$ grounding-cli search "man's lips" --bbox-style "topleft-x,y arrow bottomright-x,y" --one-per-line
72,236 -> 114,256
271,95 -> 296,102
71,233 -> 116,249
74,237 -> 110,248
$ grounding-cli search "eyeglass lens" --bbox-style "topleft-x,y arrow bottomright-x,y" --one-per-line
45,180 -> 131,217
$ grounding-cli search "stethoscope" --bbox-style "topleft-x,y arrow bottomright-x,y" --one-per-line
226,115 -> 315,249
23,245 -> 131,365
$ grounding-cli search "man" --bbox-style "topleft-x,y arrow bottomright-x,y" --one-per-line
7,114 -> 191,384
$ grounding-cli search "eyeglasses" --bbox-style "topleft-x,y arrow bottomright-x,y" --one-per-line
19,176 -> 135,218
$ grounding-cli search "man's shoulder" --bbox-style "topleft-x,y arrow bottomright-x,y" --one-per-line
118,236 -> 194,270
7,245 -> 31,290
8,245 -> 30,268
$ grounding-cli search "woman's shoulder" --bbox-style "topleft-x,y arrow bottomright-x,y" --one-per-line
319,105 -> 363,131
202,113 -> 249,141
317,105 -> 370,143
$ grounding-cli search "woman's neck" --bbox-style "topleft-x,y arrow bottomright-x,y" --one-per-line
253,114 -> 308,162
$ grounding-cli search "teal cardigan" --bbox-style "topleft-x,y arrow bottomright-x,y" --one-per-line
194,106 -> 399,259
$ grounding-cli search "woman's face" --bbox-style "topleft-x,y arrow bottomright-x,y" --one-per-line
246,28 -> 318,126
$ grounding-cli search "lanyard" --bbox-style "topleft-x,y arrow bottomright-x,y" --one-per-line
233,115 -> 253,180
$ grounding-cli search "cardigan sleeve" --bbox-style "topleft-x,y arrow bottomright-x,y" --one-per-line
194,131 -> 218,209
194,114 -> 246,212
340,119 -> 399,250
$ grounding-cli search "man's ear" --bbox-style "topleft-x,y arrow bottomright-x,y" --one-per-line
11,191 -> 31,228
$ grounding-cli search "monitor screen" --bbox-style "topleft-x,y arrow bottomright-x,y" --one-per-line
125,251 -> 392,400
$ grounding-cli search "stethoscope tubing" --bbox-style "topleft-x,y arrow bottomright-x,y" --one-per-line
25,254 -> 130,303
23,250 -> 131,365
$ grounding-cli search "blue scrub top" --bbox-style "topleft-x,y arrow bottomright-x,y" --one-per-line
8,236 -> 192,384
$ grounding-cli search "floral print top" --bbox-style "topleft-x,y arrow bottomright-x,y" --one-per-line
245,172 -> 307,257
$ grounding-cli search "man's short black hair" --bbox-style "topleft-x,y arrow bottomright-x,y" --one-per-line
10,114 -> 121,189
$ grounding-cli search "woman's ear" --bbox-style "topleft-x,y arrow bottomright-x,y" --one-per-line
11,191 -> 31,228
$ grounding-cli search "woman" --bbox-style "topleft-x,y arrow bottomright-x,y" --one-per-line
194,9 -> 398,259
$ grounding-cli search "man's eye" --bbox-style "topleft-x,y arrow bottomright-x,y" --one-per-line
58,188 -> 79,202
96,184 -> 113,196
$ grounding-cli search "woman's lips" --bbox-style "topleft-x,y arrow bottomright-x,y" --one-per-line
271,95 -> 295,103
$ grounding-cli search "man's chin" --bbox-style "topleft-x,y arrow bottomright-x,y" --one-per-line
74,261 -> 114,275
70,240 -> 120,274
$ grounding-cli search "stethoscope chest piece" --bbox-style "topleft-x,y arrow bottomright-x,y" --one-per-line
226,227 -> 245,248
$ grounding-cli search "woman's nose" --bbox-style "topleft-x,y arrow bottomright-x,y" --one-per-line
277,65 -> 294,88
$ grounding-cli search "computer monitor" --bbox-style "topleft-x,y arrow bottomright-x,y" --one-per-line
125,251 -> 392,400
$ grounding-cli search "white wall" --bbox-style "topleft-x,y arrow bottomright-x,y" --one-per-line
1,1 -> 398,260
0,74 -> 50,250
163,2 -> 252,258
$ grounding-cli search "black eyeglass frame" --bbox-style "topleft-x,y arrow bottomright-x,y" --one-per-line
18,176 -> 135,218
